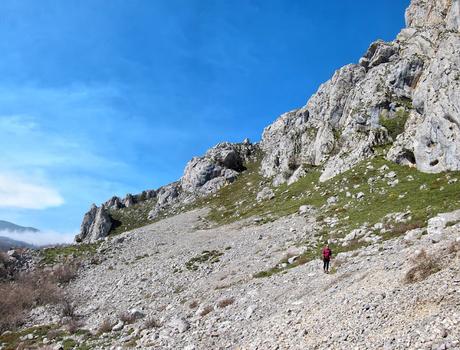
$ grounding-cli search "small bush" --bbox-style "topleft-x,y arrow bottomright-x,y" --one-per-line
188,300 -> 199,309
97,318 -> 113,334
118,311 -> 136,324
65,318 -> 82,334
217,297 -> 234,308
52,263 -> 78,284
143,317 -> 161,329
197,305 -> 213,317
0,251 -> 9,264
385,220 -> 424,237
61,299 -> 76,318
404,249 -> 441,284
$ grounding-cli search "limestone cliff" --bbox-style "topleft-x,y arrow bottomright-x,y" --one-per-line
261,0 -> 460,183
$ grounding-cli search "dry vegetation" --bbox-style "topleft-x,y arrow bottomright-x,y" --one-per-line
0,255 -> 80,333
143,317 -> 161,329
404,249 -> 441,284
0,270 -> 65,331
217,297 -> 235,308
97,318 -> 113,334
118,311 -> 137,324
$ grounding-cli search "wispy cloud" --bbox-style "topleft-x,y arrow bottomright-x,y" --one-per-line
0,173 -> 64,209
0,229 -> 74,246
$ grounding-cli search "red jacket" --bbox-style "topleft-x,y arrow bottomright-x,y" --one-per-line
322,247 -> 332,259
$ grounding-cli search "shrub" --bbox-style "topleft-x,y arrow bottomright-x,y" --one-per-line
197,305 -> 213,317
97,318 -> 113,334
447,241 -> 460,255
143,317 -> 161,329
61,299 -> 76,318
404,249 -> 441,284
118,311 -> 136,324
217,297 -> 235,308
385,220 -> 424,236
0,251 -> 9,264
0,269 -> 65,332
188,300 -> 199,309
65,318 -> 82,334
52,263 -> 78,284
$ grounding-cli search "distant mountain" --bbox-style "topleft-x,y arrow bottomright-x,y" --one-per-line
0,220 -> 39,251
0,236 -> 35,251
0,220 -> 39,233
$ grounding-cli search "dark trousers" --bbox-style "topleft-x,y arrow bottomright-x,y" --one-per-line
323,258 -> 330,271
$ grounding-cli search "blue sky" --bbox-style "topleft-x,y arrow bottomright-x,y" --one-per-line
0,0 -> 410,239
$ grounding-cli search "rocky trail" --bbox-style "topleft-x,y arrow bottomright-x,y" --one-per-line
59,209 -> 460,349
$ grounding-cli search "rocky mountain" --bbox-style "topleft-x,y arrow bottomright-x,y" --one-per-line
3,1 -> 459,348
76,0 -> 460,244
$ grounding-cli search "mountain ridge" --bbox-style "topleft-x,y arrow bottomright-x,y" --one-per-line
76,0 -> 460,243
0,220 -> 39,233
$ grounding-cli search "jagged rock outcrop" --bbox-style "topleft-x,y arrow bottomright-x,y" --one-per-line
181,142 -> 253,194
75,204 -> 112,243
148,140 -> 257,220
261,0 -> 460,184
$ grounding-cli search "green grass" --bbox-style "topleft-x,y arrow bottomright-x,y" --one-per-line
108,198 -> 157,236
379,111 -> 409,140
185,250 -> 224,271
0,325 -> 57,350
40,242 -> 100,265
63,338 -> 77,350
202,160 -> 325,225
243,154 -> 460,277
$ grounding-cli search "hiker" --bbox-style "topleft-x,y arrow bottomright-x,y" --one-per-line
322,243 -> 332,273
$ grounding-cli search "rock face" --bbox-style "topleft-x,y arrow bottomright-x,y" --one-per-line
261,0 -> 460,184
75,204 -> 112,243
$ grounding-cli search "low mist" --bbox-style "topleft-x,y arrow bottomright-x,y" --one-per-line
0,229 -> 75,247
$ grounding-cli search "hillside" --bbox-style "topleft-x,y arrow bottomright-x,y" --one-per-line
0,221 -> 39,251
0,237 -> 35,251
1,0 -> 460,349
0,220 -> 39,233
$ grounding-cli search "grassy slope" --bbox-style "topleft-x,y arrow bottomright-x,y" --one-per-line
85,147 -> 460,278
105,151 -> 460,240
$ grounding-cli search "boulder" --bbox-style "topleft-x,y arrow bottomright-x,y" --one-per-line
299,205 -> 315,215
256,187 -> 275,202
427,209 -> 460,236
168,317 -> 190,333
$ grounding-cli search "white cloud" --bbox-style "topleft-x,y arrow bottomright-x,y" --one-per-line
0,173 -> 64,209
0,229 -> 74,246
